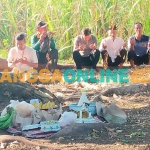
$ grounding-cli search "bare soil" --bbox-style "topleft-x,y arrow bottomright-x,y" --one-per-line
0,77 -> 150,149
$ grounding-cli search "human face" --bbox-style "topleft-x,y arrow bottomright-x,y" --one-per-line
108,29 -> 117,38
16,40 -> 26,50
37,26 -> 47,34
134,23 -> 143,35
83,35 -> 91,42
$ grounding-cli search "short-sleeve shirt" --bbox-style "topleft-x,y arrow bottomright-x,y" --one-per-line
7,46 -> 38,72
128,34 -> 149,57
99,37 -> 124,61
73,35 -> 97,57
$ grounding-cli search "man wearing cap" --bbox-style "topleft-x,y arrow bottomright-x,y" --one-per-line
31,21 -> 58,72
99,25 -> 127,68
73,27 -> 100,69
8,33 -> 38,72
128,22 -> 150,67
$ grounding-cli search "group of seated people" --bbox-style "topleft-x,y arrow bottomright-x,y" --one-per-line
73,22 -> 150,70
7,21 -> 58,73
7,21 -> 150,73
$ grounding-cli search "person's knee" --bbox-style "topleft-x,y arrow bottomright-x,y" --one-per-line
101,50 -> 107,59
49,50 -> 58,60
54,50 -> 58,58
95,49 -> 100,56
101,50 -> 107,55
120,49 -> 127,55
128,50 -> 136,61
128,50 -> 135,56
73,50 -> 80,57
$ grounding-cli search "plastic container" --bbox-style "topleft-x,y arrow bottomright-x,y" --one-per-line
40,120 -> 61,131
69,102 -> 96,116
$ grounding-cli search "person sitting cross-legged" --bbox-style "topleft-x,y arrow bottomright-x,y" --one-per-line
73,27 -> 100,70
128,22 -> 150,68
31,21 -> 58,72
7,33 -> 38,72
99,25 -> 127,69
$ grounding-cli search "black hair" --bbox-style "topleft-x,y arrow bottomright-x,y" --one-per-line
108,25 -> 117,30
134,22 -> 143,27
82,27 -> 91,36
36,21 -> 47,28
16,33 -> 25,41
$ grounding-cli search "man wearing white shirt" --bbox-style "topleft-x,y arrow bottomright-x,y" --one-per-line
7,33 -> 38,72
99,25 -> 127,68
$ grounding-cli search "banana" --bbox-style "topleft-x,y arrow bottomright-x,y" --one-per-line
0,121 -> 5,126
0,109 -> 15,129
38,102 -> 42,109
33,101 -> 56,110
0,113 -> 10,122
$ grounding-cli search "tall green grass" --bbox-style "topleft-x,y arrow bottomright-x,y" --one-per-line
0,0 -> 150,61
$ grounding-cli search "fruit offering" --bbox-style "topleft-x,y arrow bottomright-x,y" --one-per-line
0,107 -> 15,129
32,101 -> 55,109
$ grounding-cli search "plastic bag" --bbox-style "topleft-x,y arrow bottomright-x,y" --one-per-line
100,102 -> 127,124
96,101 -> 105,116
31,107 -> 42,124
13,107 -> 42,128
13,112 -> 33,128
15,101 -> 35,117
41,104 -> 62,121
58,112 -> 77,128
1,100 -> 19,116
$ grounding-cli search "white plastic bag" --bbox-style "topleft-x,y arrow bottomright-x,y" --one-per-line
13,107 -> 42,128
1,100 -> 19,116
59,112 -> 77,128
31,107 -> 42,124
13,112 -> 33,128
15,101 -> 35,117
96,101 -> 105,116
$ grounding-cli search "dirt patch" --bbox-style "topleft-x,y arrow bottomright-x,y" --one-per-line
0,82 -> 150,149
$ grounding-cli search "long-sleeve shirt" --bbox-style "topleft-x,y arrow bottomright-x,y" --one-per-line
31,34 -> 56,52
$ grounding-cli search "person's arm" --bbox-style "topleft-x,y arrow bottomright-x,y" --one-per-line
128,37 -> 135,51
7,48 -> 18,68
50,38 -> 56,50
21,58 -> 38,68
119,38 -> 126,51
93,36 -> 97,47
21,49 -> 38,68
89,35 -> 97,50
31,35 -> 41,51
8,60 -> 19,68
73,36 -> 80,51
27,62 -> 38,68
147,36 -> 150,50
99,39 -> 107,52
73,36 -> 86,51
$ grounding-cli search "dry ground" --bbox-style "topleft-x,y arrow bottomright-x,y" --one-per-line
0,67 -> 150,149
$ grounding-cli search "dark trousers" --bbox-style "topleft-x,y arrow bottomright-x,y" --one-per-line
101,49 -> 127,66
48,49 -> 58,70
73,49 -> 100,69
128,50 -> 149,65
37,49 -> 58,70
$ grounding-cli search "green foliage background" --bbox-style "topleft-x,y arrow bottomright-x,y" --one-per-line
0,0 -> 150,62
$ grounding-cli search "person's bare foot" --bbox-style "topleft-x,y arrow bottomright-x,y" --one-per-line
130,60 -> 135,68
118,63 -> 123,68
